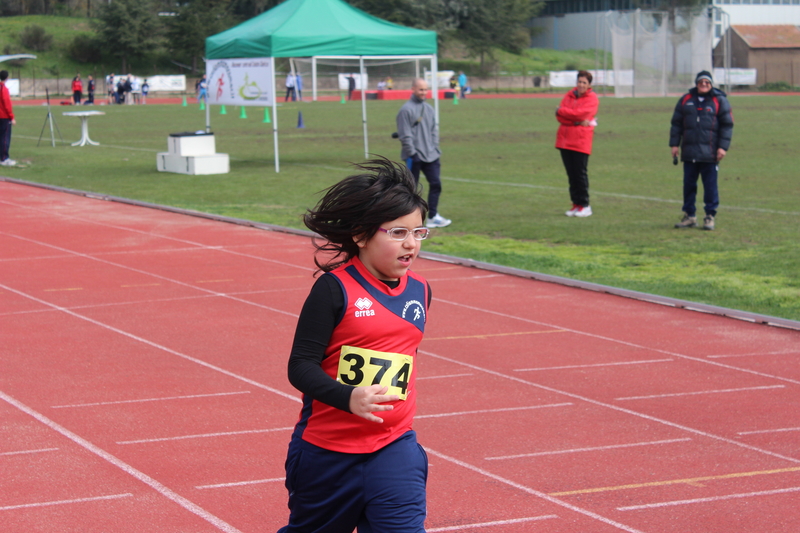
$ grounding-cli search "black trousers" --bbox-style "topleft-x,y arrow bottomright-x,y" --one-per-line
559,148 -> 590,207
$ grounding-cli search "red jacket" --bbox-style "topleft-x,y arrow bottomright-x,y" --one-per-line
72,78 -> 82,92
555,86 -> 599,155
0,82 -> 13,121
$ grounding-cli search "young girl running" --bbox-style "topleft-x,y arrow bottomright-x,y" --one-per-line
279,158 -> 431,533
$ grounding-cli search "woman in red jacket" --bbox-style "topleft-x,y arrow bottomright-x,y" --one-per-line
555,70 -> 599,217
71,75 -> 83,105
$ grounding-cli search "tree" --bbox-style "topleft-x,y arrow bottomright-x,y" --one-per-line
166,0 -> 237,73
453,0 -> 543,70
92,0 -> 161,73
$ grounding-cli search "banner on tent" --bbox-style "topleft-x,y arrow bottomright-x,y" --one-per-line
206,58 -> 275,106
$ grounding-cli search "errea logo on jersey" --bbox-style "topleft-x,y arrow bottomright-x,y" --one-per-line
354,297 -> 376,317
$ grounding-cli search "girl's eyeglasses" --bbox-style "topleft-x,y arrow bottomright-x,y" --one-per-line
378,227 -> 430,241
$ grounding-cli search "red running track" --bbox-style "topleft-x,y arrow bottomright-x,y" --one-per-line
1,179 -> 799,533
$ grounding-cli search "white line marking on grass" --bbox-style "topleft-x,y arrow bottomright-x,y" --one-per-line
0,282 -> 302,404
0,390 -> 245,533
739,427 -> 800,435
616,385 -> 785,401
425,447 -> 646,533
297,164 -> 800,216
417,403 -> 572,420
515,358 -> 673,372
485,438 -> 692,461
0,493 -> 133,511
617,486 -> 800,511
426,515 -> 559,531
421,349 -> 800,465
0,447 -> 59,457
117,426 -> 294,445
444,177 -> 800,216
196,478 -> 284,490
51,391 -> 251,409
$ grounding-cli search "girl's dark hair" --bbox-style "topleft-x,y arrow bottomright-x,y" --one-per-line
577,70 -> 593,84
304,157 -> 428,273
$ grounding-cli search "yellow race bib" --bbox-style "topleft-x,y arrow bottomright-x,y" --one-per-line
337,346 -> 413,400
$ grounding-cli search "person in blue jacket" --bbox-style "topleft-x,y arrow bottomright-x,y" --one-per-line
669,70 -> 734,231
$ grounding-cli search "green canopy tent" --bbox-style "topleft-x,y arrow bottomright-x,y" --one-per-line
205,0 -> 438,171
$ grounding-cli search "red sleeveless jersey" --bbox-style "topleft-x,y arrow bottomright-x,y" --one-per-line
294,256 -> 428,453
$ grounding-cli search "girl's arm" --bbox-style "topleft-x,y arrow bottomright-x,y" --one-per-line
287,275 -> 353,412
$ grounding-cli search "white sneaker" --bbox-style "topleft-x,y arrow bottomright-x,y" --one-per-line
565,204 -> 579,216
573,205 -> 592,217
426,213 -> 452,228
1,159 -> 16,166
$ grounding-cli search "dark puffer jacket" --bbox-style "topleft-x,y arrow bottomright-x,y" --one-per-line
669,86 -> 733,163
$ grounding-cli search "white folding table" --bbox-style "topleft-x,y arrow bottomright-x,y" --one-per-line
62,111 -> 106,146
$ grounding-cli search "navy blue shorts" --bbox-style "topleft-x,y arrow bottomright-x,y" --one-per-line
278,431 -> 428,533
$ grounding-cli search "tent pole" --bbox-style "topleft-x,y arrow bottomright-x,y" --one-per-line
360,56 -> 368,158
205,62 -> 211,133
312,57 -> 317,102
431,54 -> 439,130
272,58 -> 280,172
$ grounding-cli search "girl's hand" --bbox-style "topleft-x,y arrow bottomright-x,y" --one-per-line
349,385 -> 399,423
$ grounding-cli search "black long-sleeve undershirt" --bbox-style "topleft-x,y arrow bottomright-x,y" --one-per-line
287,273 -> 430,413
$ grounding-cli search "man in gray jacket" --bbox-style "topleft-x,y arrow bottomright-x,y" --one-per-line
396,78 -> 451,228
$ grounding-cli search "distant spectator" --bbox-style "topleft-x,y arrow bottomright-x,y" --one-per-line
347,74 -> 356,100
296,73 -> 303,101
196,74 -> 207,103
130,76 -> 140,104
85,75 -> 95,105
106,73 -> 115,104
116,78 -> 125,104
458,71 -> 468,98
141,79 -> 149,104
71,74 -> 82,105
285,73 -> 296,102
0,70 -> 16,167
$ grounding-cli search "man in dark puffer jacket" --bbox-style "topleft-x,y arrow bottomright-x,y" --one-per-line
669,70 -> 734,230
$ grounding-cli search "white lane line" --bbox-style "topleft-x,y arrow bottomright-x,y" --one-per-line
117,426 -> 294,445
0,447 -> 59,457
422,349 -> 800,465
616,385 -> 785,401
417,403 -> 571,420
0,493 -> 133,511
515,358 -> 673,372
617,486 -> 800,511
739,427 -> 800,436
485,438 -> 692,461
196,478 -> 284,490
417,373 -> 474,380
427,515 -> 559,531
0,389 -> 244,533
0,283 -> 302,405
426,447 -> 646,533
0,234 -> 301,319
436,298 -> 800,387
707,351 -> 799,359
51,391 -> 251,409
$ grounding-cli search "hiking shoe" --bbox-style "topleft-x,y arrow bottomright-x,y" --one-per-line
674,212 -> 696,228
425,213 -> 452,228
703,215 -> 715,231
573,205 -> 592,218
565,204 -> 579,216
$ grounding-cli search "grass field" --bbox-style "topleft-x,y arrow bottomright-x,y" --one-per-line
5,94 -> 799,320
